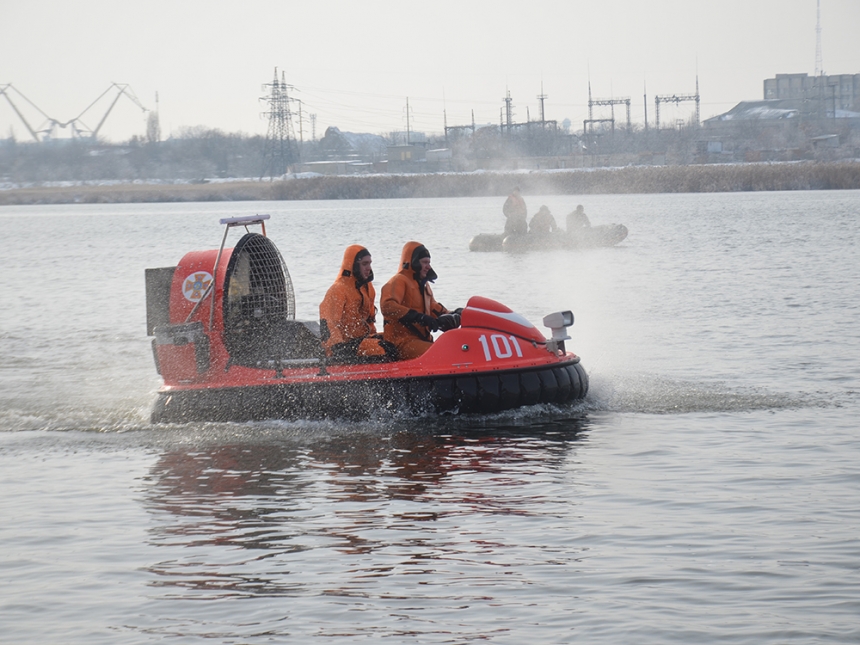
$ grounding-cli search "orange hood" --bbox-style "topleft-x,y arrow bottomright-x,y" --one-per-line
398,241 -> 424,272
339,244 -> 372,284
396,240 -> 436,282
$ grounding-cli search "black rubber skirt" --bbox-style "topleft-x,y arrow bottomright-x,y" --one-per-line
151,359 -> 588,423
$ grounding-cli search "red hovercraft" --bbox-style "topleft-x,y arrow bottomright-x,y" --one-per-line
145,215 -> 588,423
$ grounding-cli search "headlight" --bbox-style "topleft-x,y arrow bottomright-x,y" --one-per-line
542,310 -> 574,330
543,310 -> 574,351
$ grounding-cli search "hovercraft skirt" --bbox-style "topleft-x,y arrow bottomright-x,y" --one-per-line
151,360 -> 588,423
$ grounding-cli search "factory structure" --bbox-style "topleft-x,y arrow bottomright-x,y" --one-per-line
2,67 -> 858,183
4,2 -> 860,184
3,2 -> 857,180
286,69 -> 859,176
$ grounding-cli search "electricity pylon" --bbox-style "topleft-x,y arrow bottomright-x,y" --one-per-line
260,68 -> 299,179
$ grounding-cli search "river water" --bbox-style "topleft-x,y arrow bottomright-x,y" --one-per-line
2,189 -> 859,644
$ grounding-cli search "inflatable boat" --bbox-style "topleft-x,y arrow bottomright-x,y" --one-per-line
145,215 -> 588,423
469,223 -> 628,252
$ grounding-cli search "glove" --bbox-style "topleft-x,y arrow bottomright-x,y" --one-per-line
419,314 -> 440,332
436,313 -> 461,331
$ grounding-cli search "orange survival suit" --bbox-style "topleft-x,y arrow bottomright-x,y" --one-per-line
381,241 -> 452,360
319,245 -> 391,361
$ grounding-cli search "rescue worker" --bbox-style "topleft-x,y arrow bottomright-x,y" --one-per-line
502,186 -> 528,235
319,245 -> 393,362
529,205 -> 558,234
381,241 -> 460,360
566,204 -> 591,231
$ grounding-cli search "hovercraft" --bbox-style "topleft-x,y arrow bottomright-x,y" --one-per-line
145,215 -> 588,423
469,224 -> 628,252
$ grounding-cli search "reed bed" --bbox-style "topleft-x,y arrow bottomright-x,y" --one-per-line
2,161 -> 858,206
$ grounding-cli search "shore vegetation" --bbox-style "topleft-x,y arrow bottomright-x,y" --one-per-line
2,161 -> 859,206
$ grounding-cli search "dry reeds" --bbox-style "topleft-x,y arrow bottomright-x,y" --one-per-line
1,161 -> 858,206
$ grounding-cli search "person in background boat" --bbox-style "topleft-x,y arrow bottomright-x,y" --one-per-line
502,187 -> 528,235
319,245 -> 395,363
381,241 -> 460,360
566,204 -> 591,232
529,205 -> 558,235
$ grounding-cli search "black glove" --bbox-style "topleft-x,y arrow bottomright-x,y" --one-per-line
452,307 -> 464,315
420,314 -> 440,332
436,313 -> 461,331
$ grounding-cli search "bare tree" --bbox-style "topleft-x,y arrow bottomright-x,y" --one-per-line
146,112 -> 161,144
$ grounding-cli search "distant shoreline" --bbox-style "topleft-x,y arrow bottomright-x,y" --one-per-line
2,161 -> 859,206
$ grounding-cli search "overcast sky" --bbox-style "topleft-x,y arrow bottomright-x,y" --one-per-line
2,0 -> 859,143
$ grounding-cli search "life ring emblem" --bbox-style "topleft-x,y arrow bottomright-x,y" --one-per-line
182,272 -> 214,302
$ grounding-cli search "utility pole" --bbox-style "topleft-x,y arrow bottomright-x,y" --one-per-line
537,83 -> 547,123
815,0 -> 823,77
643,83 -> 648,133
814,0 -> 826,118
588,81 -> 593,122
406,97 -> 411,145
297,100 -> 303,147
502,89 -> 513,133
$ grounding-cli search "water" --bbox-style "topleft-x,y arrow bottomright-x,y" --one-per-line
2,190 -> 859,643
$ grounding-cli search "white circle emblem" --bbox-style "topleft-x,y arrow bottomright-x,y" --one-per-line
182,271 -> 214,302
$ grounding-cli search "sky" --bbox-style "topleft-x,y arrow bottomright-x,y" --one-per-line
2,0 -> 859,143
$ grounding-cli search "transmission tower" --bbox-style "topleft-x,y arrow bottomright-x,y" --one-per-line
260,68 -> 299,179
